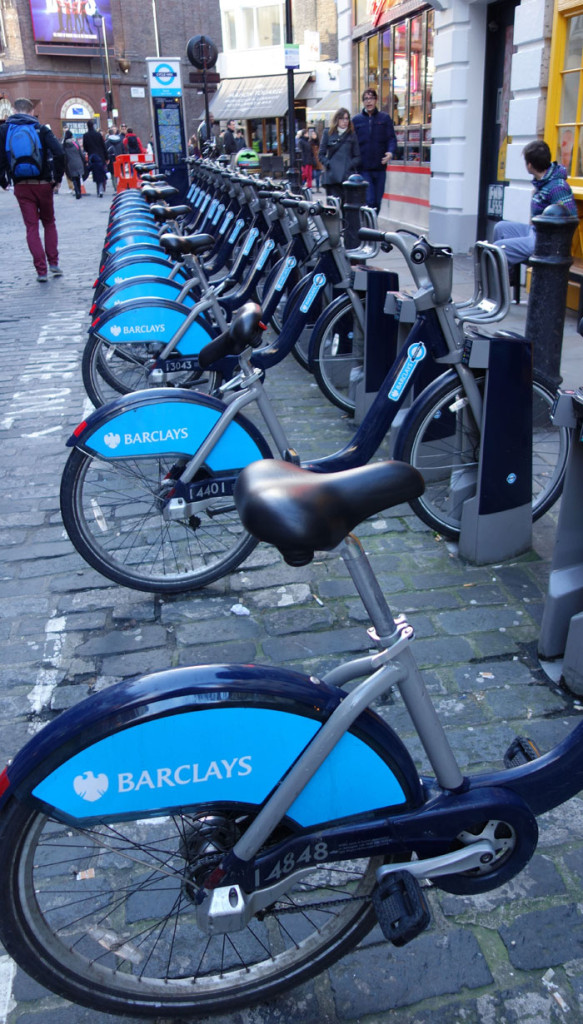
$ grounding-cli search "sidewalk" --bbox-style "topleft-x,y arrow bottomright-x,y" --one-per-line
1,186 -> 583,1024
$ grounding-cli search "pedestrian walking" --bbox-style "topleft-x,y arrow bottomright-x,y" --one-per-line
123,128 -> 145,159
63,129 -> 85,199
105,127 -> 124,189
318,109 -> 361,205
88,151 -> 107,196
235,129 -> 246,152
309,127 -> 323,190
0,97 -> 65,281
493,139 -> 577,267
298,128 -> 315,188
82,119 -> 108,164
352,88 -> 397,212
223,120 -> 237,156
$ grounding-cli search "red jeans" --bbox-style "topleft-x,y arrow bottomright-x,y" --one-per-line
14,182 -> 59,275
302,164 -> 313,188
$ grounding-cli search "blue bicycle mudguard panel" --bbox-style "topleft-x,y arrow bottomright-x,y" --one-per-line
1,665 -> 419,824
101,260 -> 185,290
68,388 -> 272,465
92,299 -> 212,355
105,234 -> 162,255
98,278 -> 196,311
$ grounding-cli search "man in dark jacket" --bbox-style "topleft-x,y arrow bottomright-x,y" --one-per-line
352,88 -> 397,212
82,120 -> 109,162
0,98 -> 65,281
223,120 -> 237,156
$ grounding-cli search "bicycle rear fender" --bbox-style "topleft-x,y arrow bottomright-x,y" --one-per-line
104,234 -> 162,257
91,297 -> 214,356
95,257 -> 187,295
66,388 -> 272,466
95,276 -> 196,313
0,664 -> 422,827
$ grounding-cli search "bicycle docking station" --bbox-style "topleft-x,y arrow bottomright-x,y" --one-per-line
457,331 -> 533,564
351,266 -> 400,424
539,389 -> 583,692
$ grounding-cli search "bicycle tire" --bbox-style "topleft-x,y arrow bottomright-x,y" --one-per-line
0,796 -> 382,1017
82,334 -> 219,409
395,371 -> 569,539
60,447 -> 259,593
309,294 -> 364,414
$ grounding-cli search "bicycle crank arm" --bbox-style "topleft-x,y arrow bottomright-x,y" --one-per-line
377,839 -> 495,882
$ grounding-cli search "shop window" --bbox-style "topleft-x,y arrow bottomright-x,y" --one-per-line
257,5 -> 283,47
547,8 -> 583,192
368,33 -> 379,92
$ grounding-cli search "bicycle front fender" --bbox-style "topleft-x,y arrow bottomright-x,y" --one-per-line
307,293 -> 351,370
66,388 -> 272,467
91,297 -> 214,356
0,664 -> 422,828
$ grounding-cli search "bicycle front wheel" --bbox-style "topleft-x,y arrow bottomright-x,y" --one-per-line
397,371 -> 569,539
0,798 -> 381,1018
60,448 -> 258,592
310,295 -> 364,414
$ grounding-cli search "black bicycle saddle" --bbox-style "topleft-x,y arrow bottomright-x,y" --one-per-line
160,233 -> 215,257
235,460 -> 425,566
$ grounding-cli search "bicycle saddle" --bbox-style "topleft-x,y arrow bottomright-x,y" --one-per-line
160,233 -> 215,257
150,204 -> 191,223
235,460 -> 425,566
141,184 -> 179,202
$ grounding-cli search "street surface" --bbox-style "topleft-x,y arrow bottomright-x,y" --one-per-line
0,185 -> 582,1023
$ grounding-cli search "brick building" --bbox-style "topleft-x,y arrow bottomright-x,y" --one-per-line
0,0 -> 221,141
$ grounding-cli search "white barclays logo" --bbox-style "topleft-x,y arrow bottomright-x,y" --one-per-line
104,432 -> 121,449
74,771 -> 109,802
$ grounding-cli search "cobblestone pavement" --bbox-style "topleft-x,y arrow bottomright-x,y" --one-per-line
1,186 -> 583,1024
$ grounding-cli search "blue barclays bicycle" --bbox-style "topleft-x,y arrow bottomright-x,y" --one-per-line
59,237 -> 569,594
0,451 -> 582,1017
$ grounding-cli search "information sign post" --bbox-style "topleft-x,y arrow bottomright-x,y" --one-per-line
146,57 -> 188,201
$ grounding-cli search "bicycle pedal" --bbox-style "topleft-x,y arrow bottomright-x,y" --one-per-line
372,870 -> 431,947
503,735 -> 542,768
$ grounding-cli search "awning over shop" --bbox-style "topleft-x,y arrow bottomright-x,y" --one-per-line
209,73 -> 311,121
309,93 -> 343,114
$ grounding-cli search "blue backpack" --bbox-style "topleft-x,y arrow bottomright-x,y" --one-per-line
6,122 -> 43,179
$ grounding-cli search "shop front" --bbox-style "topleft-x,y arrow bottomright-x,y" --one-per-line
352,0 -> 434,229
546,1 -> 583,260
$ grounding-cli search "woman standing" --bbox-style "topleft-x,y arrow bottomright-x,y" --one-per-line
318,108 -> 360,205
298,128 -> 315,188
63,130 -> 86,199
309,127 -> 323,191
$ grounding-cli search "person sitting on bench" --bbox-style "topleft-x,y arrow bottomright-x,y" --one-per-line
493,140 -> 577,267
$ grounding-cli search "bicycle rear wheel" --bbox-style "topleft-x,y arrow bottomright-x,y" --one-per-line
82,335 -> 218,409
396,371 -> 569,538
60,448 -> 258,592
0,798 -> 381,1018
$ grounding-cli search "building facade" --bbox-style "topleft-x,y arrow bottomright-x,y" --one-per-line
0,0 -> 220,143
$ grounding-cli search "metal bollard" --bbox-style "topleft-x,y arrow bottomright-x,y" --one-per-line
525,204 -> 578,386
287,166 -> 302,195
342,174 -> 368,250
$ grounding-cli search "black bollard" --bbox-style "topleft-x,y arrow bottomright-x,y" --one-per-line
524,204 -> 578,386
342,174 -> 368,250
287,166 -> 302,195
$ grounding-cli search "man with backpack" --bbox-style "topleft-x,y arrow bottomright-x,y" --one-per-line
0,98 -> 65,282
123,128 -> 145,160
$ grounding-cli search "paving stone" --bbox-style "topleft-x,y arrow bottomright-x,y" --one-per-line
74,624 -> 168,657
500,904 -> 583,969
329,929 -> 492,1015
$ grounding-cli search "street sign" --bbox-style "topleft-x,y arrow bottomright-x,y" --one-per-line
189,71 -> 220,85
186,35 -> 218,70
100,97 -> 107,112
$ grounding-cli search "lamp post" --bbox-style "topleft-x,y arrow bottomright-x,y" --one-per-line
93,12 -> 113,124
